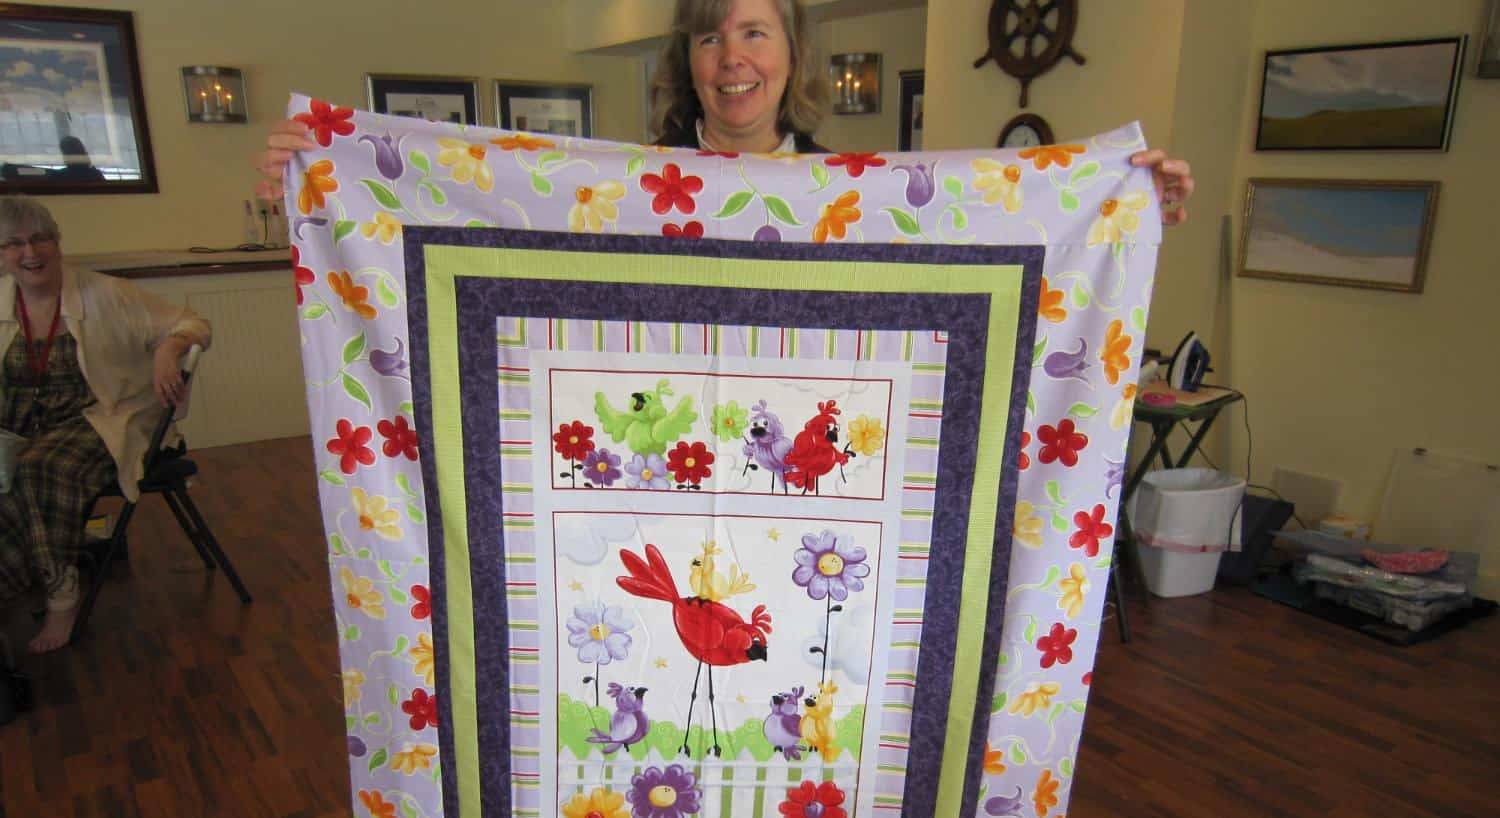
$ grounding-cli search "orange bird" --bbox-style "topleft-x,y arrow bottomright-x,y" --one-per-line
616,544 -> 771,756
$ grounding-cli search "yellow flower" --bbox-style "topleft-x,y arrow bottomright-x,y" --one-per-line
1013,501 -> 1044,549
1100,319 -> 1132,386
971,159 -> 1023,213
352,487 -> 403,541
359,212 -> 402,244
491,133 -> 555,152
561,787 -> 629,818
1086,191 -> 1151,247
1110,383 -> 1138,431
436,138 -> 494,192
297,159 -> 338,216
389,742 -> 438,775
410,632 -> 435,685
342,668 -> 365,709
339,566 -> 386,620
848,415 -> 885,456
1008,681 -> 1061,716
1058,563 -> 1089,619
983,741 -> 1006,776
568,180 -> 626,233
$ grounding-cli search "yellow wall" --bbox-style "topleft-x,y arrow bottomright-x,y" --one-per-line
922,0 -> 1184,151
1224,0 -> 1500,592
812,5 -> 928,152
33,0 -> 644,254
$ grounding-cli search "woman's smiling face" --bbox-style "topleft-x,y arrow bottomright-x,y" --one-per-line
688,0 -> 792,149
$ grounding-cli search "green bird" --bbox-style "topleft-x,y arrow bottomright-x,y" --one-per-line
594,379 -> 699,456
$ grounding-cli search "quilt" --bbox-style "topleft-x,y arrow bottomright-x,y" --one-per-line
287,93 -> 1160,818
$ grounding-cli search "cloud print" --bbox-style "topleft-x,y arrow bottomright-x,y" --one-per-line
555,515 -> 641,566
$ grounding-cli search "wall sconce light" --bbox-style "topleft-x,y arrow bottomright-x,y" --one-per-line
182,66 -> 248,123
829,53 -> 880,114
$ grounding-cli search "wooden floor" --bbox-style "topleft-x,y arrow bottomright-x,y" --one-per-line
2,436 -> 1496,817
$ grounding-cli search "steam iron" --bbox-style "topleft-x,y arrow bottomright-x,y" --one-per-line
1166,331 -> 1211,392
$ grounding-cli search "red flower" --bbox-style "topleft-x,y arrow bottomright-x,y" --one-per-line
292,245 -> 315,306
293,99 -> 356,147
662,221 -> 704,239
1018,430 -> 1032,471
1069,503 -> 1114,557
410,584 -> 431,620
640,162 -> 704,215
825,152 -> 887,178
1036,418 -> 1088,467
377,416 -> 419,461
666,441 -> 715,485
697,149 -> 740,159
552,420 -> 595,461
401,688 -> 439,730
1036,622 -> 1078,668
1082,671 -> 1093,686
326,419 -> 375,474
779,780 -> 847,818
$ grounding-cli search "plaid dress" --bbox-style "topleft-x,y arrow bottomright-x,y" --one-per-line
0,330 -> 117,604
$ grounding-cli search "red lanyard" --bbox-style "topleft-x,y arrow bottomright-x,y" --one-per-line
15,287 -> 61,387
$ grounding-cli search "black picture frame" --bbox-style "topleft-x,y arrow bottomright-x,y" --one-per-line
898,70 -> 923,152
366,74 -> 481,125
0,3 -> 157,195
495,81 -> 593,138
1255,37 -> 1466,151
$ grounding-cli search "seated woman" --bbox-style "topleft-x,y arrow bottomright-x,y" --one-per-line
0,196 -> 211,653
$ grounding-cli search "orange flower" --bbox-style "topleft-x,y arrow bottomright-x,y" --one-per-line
1034,769 -> 1060,817
328,270 -> 377,320
983,741 -> 1006,776
813,190 -> 861,243
1100,319 -> 1132,385
1038,276 -> 1067,323
1018,144 -> 1086,171
358,790 -> 397,818
491,133 -> 556,152
297,159 -> 338,215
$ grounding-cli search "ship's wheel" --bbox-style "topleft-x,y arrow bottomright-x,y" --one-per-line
973,0 -> 1086,107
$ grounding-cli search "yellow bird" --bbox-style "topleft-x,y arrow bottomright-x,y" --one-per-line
688,541 -> 755,602
800,681 -> 840,761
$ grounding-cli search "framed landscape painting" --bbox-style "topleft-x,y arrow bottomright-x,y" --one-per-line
1239,178 -> 1440,293
495,80 -> 592,138
1255,37 -> 1465,151
366,74 -> 481,125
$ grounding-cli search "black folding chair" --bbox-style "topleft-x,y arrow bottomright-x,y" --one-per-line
71,346 -> 251,642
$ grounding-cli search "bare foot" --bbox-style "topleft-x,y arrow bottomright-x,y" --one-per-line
28,605 -> 78,654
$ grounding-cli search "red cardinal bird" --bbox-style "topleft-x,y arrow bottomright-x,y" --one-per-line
617,544 -> 771,756
784,400 -> 851,495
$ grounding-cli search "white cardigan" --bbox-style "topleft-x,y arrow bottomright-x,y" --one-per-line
0,266 -> 212,501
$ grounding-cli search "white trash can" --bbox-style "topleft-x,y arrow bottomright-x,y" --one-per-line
1128,468 -> 1245,597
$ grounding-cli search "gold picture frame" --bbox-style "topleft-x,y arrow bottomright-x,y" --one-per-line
1239,178 -> 1440,294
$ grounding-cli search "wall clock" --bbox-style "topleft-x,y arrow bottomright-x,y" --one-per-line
973,0 -> 1086,107
998,113 -> 1055,148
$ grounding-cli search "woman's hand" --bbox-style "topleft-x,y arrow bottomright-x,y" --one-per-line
152,337 -> 191,407
1130,149 -> 1194,227
254,119 -> 319,201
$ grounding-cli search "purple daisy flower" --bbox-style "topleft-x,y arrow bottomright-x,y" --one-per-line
627,764 -> 701,818
582,447 -> 623,486
625,453 -> 671,490
792,530 -> 870,601
565,603 -> 633,665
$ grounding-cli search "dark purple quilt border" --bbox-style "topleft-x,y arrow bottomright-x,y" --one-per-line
404,227 -> 1042,818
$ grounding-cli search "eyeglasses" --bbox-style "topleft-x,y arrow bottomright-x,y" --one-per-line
0,233 -> 57,252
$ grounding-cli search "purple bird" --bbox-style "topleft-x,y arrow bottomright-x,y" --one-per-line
762,685 -> 804,760
587,683 -> 650,754
742,400 -> 793,494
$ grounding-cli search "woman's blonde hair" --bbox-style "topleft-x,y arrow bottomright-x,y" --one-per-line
650,0 -> 827,142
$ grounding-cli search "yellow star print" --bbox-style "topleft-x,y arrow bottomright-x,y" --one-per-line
736,694 -> 747,704
766,528 -> 781,542
568,580 -> 584,592
654,657 -> 668,669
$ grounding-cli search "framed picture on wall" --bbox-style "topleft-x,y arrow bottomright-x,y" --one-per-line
495,81 -> 592,138
1239,178 -> 1440,294
1255,37 -> 1466,151
366,74 -> 481,125
897,70 -> 923,152
0,3 -> 157,195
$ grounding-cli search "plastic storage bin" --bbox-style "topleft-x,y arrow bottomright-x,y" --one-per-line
1128,468 -> 1245,597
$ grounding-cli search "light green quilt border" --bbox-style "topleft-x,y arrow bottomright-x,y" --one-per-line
422,244 -> 1025,818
